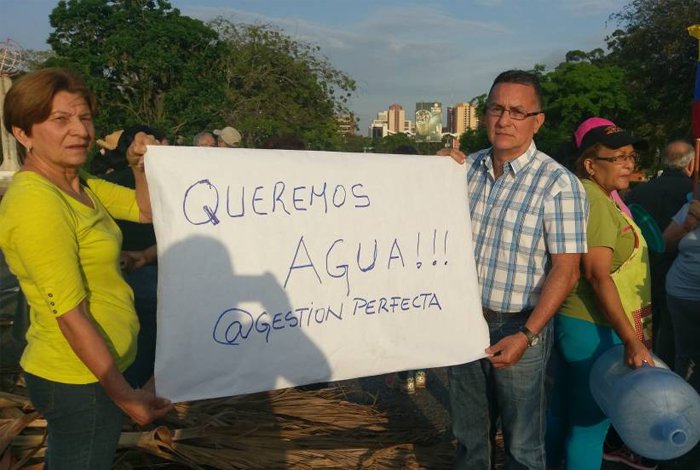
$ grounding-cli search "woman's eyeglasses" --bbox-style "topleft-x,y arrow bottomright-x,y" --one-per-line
593,153 -> 638,165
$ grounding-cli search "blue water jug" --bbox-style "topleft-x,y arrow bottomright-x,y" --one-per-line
590,344 -> 700,460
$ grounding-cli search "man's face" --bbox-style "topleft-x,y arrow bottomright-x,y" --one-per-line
486,82 -> 544,159
198,134 -> 216,147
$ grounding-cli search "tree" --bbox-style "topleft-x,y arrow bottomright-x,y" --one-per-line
339,134 -> 372,153
459,127 -> 489,155
25,50 -> 55,71
372,133 -> 416,154
42,1 -> 356,150
607,0 -> 700,146
209,19 -> 356,149
537,58 -> 632,157
46,0 -> 226,138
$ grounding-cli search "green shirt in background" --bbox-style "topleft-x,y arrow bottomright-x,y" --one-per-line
559,178 -> 635,325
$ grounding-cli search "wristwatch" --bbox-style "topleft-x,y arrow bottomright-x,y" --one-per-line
519,326 -> 540,347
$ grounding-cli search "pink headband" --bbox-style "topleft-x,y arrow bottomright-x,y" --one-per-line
574,117 -> 616,148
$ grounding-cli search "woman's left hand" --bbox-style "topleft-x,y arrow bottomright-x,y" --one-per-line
624,339 -> 654,369
126,132 -> 160,171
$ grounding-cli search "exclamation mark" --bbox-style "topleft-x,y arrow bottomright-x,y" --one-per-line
443,230 -> 448,265
416,232 -> 422,269
432,229 -> 437,266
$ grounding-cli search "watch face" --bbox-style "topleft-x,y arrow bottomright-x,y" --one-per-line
529,335 -> 540,347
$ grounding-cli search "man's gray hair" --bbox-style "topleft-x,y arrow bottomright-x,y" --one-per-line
663,140 -> 694,169
193,131 -> 214,146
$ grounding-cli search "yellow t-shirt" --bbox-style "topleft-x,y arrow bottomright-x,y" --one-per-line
0,171 -> 141,383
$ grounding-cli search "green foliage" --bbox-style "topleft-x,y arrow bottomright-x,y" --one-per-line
607,0 -> 700,147
459,127 -> 489,154
38,1 -> 355,149
339,134 -> 372,153
371,133 -> 416,154
24,50 -> 55,71
537,60 -> 632,156
46,0 -> 225,138
209,19 -> 356,149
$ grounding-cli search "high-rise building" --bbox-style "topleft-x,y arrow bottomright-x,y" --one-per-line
388,104 -> 405,134
368,110 -> 389,138
369,107 -> 413,137
450,102 -> 479,134
446,106 -> 455,134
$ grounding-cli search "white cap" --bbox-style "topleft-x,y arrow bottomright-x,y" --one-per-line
213,126 -> 241,147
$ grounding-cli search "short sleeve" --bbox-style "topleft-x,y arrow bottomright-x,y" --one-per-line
672,203 -> 689,226
543,172 -> 589,254
586,194 -> 619,249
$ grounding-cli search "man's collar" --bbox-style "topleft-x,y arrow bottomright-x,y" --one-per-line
479,141 -> 537,175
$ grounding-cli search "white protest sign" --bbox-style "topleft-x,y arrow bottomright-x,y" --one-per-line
146,147 -> 488,403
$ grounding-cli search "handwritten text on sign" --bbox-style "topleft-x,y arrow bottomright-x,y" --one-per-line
146,147 -> 488,402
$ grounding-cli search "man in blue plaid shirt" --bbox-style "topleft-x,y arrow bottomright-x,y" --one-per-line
440,70 -> 588,469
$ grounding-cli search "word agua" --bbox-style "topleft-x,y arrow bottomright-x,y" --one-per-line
182,179 -> 371,225
284,230 -> 450,296
212,292 -> 442,346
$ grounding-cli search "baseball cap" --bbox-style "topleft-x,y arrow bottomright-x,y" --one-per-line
213,126 -> 242,147
575,117 -> 647,154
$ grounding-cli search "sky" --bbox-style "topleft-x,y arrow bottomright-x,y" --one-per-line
1,0 -> 629,133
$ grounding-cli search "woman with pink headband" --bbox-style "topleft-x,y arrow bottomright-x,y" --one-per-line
546,117 -> 654,470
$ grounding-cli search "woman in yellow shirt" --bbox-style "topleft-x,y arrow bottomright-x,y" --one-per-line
0,68 -> 172,469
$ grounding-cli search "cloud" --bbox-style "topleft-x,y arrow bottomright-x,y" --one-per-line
560,0 -> 626,18
179,2 -> 616,132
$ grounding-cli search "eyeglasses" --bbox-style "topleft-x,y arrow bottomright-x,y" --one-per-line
485,103 -> 542,120
593,153 -> 638,165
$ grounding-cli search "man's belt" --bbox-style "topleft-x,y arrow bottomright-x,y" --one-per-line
482,307 -> 534,321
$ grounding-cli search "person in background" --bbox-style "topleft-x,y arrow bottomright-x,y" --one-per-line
625,140 -> 695,368
662,197 -> 700,470
439,70 -> 587,469
193,131 -> 216,147
214,126 -> 242,148
546,118 -> 655,470
0,67 -> 171,469
663,197 -> 700,392
92,124 -> 167,388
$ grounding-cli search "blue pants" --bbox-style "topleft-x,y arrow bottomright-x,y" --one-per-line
546,315 -> 622,470
25,373 -> 124,470
449,312 -> 552,470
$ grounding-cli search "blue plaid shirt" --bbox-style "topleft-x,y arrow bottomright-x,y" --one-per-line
467,141 -> 588,312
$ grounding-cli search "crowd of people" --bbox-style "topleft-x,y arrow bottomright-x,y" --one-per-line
193,126 -> 242,148
0,66 -> 698,470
